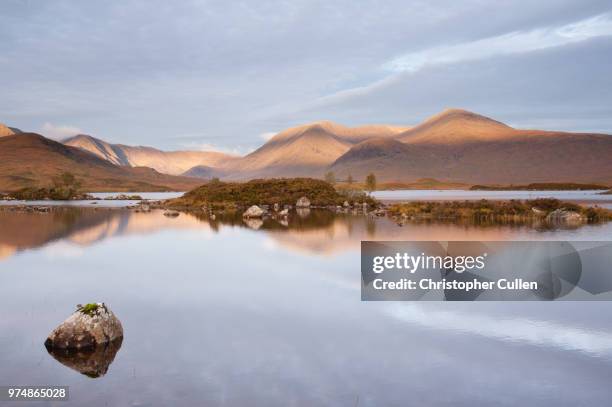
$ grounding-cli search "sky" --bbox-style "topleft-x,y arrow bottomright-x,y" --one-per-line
1,0 -> 611,154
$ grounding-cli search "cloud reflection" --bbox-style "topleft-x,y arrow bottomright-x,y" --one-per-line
387,303 -> 612,358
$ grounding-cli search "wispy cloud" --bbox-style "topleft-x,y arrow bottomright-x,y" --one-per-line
310,13 -> 612,110
259,131 -> 277,141
179,141 -> 252,156
40,122 -> 83,139
384,13 -> 612,73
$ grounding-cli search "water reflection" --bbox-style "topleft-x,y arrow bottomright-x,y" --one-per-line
1,207 -> 611,260
1,206 -> 612,405
45,338 -> 123,378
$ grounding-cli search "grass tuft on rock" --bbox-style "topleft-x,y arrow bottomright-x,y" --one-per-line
77,303 -> 100,316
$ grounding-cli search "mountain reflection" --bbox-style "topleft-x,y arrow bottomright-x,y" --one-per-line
0,207 -> 609,260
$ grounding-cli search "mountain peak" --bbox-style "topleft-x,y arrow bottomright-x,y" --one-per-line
398,108 -> 513,144
424,108 -> 510,126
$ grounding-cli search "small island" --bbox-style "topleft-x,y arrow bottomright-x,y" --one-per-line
388,198 -> 611,224
165,177 -> 377,211
470,182 -> 609,191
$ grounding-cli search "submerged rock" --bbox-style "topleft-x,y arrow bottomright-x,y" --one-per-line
45,303 -> 123,351
296,196 -> 311,208
243,205 -> 264,218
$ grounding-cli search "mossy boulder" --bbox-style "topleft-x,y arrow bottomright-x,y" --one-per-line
45,303 -> 123,350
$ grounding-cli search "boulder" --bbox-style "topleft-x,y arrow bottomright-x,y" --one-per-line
296,196 -> 311,208
45,303 -> 123,351
163,210 -> 180,217
279,208 -> 289,216
243,205 -> 264,218
343,201 -> 350,208
273,203 -> 280,212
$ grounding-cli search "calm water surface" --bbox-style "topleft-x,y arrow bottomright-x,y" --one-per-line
1,207 -> 612,406
0,192 -> 184,208
373,189 -> 612,206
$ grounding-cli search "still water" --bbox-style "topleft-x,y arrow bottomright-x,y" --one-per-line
0,192 -> 185,208
1,207 -> 612,406
373,189 -> 612,205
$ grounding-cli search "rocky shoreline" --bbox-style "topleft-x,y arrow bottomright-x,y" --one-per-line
2,196 -> 610,229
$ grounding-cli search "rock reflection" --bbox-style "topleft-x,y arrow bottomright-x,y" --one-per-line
45,337 -> 123,378
0,206 -> 609,260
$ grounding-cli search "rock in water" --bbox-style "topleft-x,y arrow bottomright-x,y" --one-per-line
296,196 -> 311,208
163,210 -> 180,217
45,303 -> 123,350
279,208 -> 289,216
546,209 -> 584,224
243,205 -> 264,218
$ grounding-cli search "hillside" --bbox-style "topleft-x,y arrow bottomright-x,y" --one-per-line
64,134 -> 237,175
330,110 -> 612,185
0,133 -> 204,192
182,165 -> 217,179
224,121 -> 408,179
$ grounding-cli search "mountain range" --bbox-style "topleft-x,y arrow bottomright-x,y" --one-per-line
1,108 -> 611,191
0,133 -> 203,191
63,134 -> 238,175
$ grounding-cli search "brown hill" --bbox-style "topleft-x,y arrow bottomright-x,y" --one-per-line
224,121 -> 408,179
0,133 -> 204,192
64,134 -> 237,175
331,110 -> 612,185
182,165 -> 217,179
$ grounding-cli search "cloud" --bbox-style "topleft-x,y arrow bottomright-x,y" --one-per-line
384,13 -> 612,73
179,141 -> 252,156
259,132 -> 277,141
312,13 -> 612,109
40,122 -> 83,139
2,1 -> 611,147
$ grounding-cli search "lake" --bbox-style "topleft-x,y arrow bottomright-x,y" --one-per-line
1,203 -> 612,406
373,189 -> 612,208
